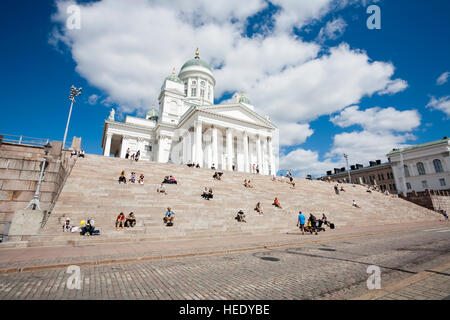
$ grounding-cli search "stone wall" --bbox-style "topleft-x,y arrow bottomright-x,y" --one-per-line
400,189 -> 450,213
0,142 -> 72,233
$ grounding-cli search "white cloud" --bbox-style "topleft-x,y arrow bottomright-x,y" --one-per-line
316,17 -> 347,43
436,71 -> 449,85
331,105 -> 421,132
277,122 -> 314,146
426,95 -> 450,117
326,130 -> 415,165
278,148 -> 338,177
377,78 -> 408,95
88,94 -> 99,105
50,0 -> 410,176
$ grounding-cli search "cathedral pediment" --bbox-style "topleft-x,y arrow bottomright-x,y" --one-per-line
198,104 -> 276,129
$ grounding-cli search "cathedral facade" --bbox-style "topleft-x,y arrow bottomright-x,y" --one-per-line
101,50 -> 278,175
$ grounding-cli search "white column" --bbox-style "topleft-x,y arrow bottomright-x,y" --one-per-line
256,134 -> 262,173
104,133 -> 112,157
261,136 -> 267,175
212,126 -> 218,168
119,136 -> 127,158
194,120 -> 203,166
226,128 -> 233,171
243,131 -> 249,173
268,137 -> 274,175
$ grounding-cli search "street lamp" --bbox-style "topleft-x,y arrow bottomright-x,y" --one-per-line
343,153 -> 352,184
25,142 -> 52,211
62,85 -> 82,149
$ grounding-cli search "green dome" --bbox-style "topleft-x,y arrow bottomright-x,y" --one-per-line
146,107 -> 158,121
239,95 -> 251,105
180,57 -> 212,72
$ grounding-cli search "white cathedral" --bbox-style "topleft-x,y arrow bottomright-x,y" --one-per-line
101,49 -> 278,175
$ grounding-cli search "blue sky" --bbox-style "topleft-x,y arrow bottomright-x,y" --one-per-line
0,0 -> 449,177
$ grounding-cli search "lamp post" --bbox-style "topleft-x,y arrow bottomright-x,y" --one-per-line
344,153 -> 352,184
62,85 -> 82,149
25,142 -> 52,211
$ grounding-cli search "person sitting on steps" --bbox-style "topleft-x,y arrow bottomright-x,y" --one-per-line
164,207 -> 175,226
235,209 -> 246,222
202,188 -> 213,200
201,187 -> 208,199
70,150 -> 77,158
255,202 -> 263,215
211,163 -> 216,170
196,163 -> 200,168
352,200 -> 361,208
169,175 -> 177,184
62,217 -> 72,232
213,172 -> 223,180
272,197 -> 282,209
129,172 -> 136,183
138,174 -> 144,184
118,171 -> 127,184
125,212 -> 136,228
116,212 -> 125,231
78,149 -> 85,158
157,184 -> 167,195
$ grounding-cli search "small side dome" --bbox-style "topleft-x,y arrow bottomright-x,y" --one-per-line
239,91 -> 251,105
165,67 -> 183,84
146,106 -> 159,122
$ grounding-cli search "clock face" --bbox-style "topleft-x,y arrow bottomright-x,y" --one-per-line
200,81 -> 206,86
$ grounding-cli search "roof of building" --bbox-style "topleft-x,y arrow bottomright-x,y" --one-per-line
180,49 -> 212,73
386,137 -> 450,156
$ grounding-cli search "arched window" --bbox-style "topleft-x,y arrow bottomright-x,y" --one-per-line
433,159 -> 443,173
404,165 -> 410,177
417,162 -> 426,175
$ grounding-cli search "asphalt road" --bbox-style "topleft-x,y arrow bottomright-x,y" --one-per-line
0,226 -> 449,300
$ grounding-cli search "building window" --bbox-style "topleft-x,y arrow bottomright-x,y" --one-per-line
440,178 -> 446,186
381,174 -> 385,180
417,162 -> 426,175
433,159 -> 444,173
191,87 -> 197,97
200,88 -> 205,98
422,180 -> 428,189
404,165 -> 410,177
191,80 -> 197,85
184,82 -> 188,96
145,145 -> 152,152
406,182 -> 411,190
200,80 -> 205,86
362,176 -> 366,184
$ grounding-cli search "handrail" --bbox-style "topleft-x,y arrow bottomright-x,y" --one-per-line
40,156 -> 78,229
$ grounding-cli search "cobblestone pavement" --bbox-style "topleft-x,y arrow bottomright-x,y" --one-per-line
0,226 -> 449,300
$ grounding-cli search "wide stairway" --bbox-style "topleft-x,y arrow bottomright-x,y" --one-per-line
16,154 -> 442,246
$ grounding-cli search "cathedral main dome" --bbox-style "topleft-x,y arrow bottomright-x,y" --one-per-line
179,48 -> 212,73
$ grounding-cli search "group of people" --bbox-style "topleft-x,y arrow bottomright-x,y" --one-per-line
244,179 -> 253,188
334,184 -> 345,194
201,187 -> 214,200
251,164 -> 260,174
213,171 -> 223,180
118,171 -> 145,184
115,212 -> 137,230
125,148 -> 140,162
70,149 -> 85,158
62,217 -> 99,236
162,175 -> 177,184
297,212 -> 333,235
187,161 -> 201,168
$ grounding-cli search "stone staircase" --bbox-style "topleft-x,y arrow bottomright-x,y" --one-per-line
5,154 -> 441,247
